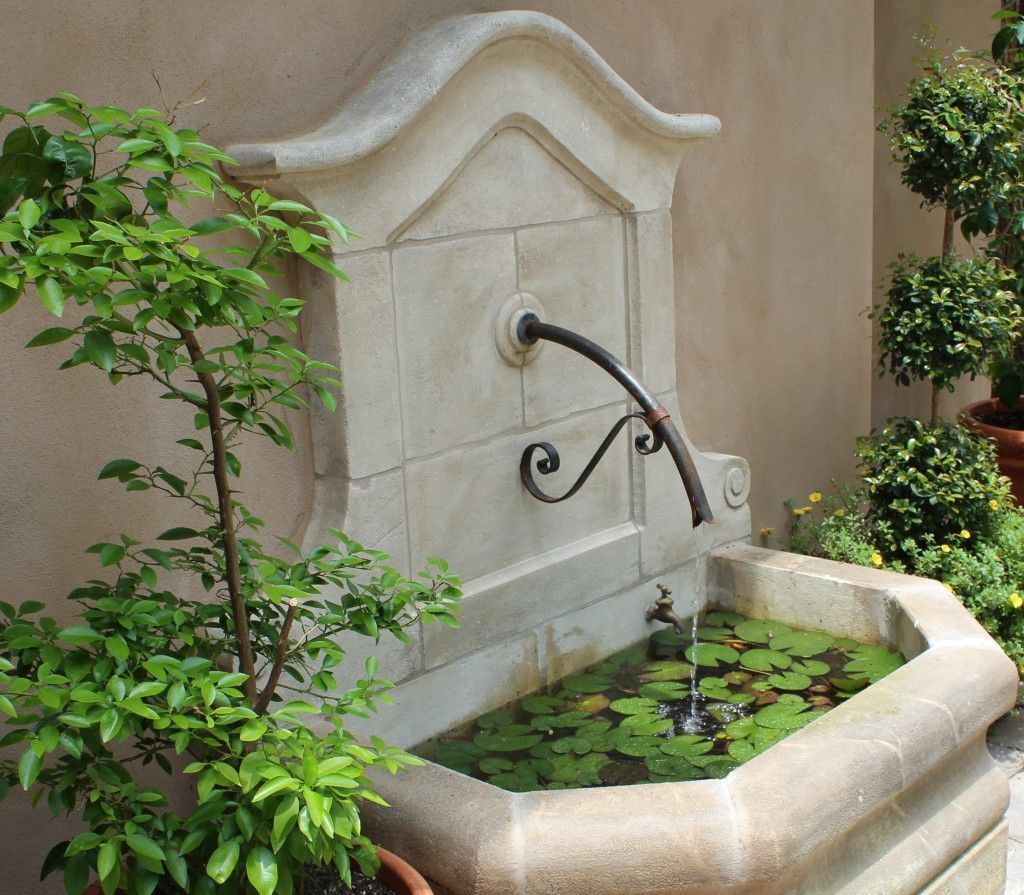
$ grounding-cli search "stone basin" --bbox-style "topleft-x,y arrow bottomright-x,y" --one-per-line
361,545 -> 1017,895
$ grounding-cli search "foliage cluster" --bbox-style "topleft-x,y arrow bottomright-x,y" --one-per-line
0,93 -> 461,895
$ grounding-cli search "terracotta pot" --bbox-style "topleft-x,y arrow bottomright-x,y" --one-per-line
965,398 -> 1024,504
83,846 -> 433,895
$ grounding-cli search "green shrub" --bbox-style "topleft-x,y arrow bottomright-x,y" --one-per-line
788,486 -> 903,570
875,254 -> 1020,392
904,509 -> 1024,669
856,418 -> 1008,553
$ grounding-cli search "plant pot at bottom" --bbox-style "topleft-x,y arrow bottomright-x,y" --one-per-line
965,398 -> 1024,504
82,846 -> 433,895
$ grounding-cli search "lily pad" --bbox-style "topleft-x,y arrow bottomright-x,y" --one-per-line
830,675 -> 869,692
433,740 -> 486,773
609,697 -> 659,716
562,672 -> 613,694
620,714 -> 674,735
733,618 -> 792,643
476,710 -> 515,730
552,735 -> 592,755
520,695 -> 565,715
696,626 -> 734,642
692,756 -> 739,778
547,753 -> 609,785
516,758 -> 554,778
727,739 -> 757,762
639,660 -> 693,681
638,681 -> 689,701
842,645 -> 904,683
659,735 -> 714,759
723,671 -> 752,686
754,698 -> 824,731
739,648 -> 792,672
529,711 -> 592,731
704,610 -> 745,626
474,724 -> 544,752
615,735 -> 667,757
644,755 -> 703,778
765,670 -> 813,691
479,757 -> 514,775
685,643 -> 741,667
488,772 -> 541,792
651,628 -> 691,647
579,719 -> 613,737
768,630 -> 836,657
592,647 -> 647,672
791,659 -> 831,677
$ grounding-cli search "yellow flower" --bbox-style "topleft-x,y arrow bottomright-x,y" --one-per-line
792,507 -> 809,517
870,552 -> 883,567
990,499 -> 1000,511
960,529 -> 971,539
940,544 -> 951,554
809,491 -> 823,503
834,508 -> 847,517
760,526 -> 774,537
1011,593 -> 1023,610
942,582 -> 953,592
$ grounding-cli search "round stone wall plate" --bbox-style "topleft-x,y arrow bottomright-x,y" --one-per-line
494,292 -> 545,366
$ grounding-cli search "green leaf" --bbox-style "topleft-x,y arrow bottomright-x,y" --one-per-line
768,630 -> 836,657
166,850 -> 188,889
97,841 -> 119,881
18,198 -> 40,230
288,226 -> 313,253
36,276 -> 65,316
245,847 -> 278,895
125,833 -> 165,863
63,852 -> 90,895
84,330 -> 117,372
739,648 -> 792,672
98,458 -> 141,479
733,618 -> 792,643
842,645 -> 904,683
99,708 -> 122,742
18,748 -> 41,789
252,776 -> 300,802
157,527 -> 201,540
26,327 -> 75,347
206,839 -> 240,884
685,642 -> 740,667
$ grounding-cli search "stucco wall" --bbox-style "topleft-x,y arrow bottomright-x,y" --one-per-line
0,1 -> 979,889
872,0 -> 1002,427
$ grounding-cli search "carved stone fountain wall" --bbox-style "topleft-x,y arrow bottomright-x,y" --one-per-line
229,11 -> 750,746
230,13 -> 1016,895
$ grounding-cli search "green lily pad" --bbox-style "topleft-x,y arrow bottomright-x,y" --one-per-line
639,660 -> 693,681
830,675 -> 869,692
547,753 -> 610,785
750,680 -> 774,692
644,755 -> 703,778
766,671 -> 813,691
579,719 -> 613,737
529,711 -> 592,731
479,757 -> 514,774
754,699 -> 824,731
704,610 -> 745,627
516,758 -> 554,778
723,670 -> 752,685
834,637 -> 861,651
693,756 -> 739,778
620,714 -> 674,735
552,735 -> 592,755
733,618 -> 792,643
725,692 -> 756,705
739,648 -> 792,672
651,628 -> 691,647
520,695 -> 565,715
638,681 -> 689,701
529,741 -> 558,759
842,645 -> 904,683
727,739 -> 756,762
609,697 -> 659,716
588,730 -> 630,753
433,740 -> 486,773
488,772 -> 541,792
696,626 -> 734,642
476,710 -> 515,730
685,643 -> 741,667
592,648 -> 646,672
791,659 -> 831,676
474,724 -> 544,752
562,673 -> 613,694
768,630 -> 836,657
615,735 -> 667,757
659,735 -> 715,759
725,716 -> 756,739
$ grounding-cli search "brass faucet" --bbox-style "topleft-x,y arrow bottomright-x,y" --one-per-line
645,583 -> 686,634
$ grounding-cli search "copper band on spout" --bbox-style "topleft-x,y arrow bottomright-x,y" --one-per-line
644,406 -> 670,428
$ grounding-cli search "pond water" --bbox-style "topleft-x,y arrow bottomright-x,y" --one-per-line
416,610 -> 905,791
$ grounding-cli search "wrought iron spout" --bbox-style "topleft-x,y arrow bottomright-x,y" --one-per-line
516,312 -> 713,527
645,583 -> 686,634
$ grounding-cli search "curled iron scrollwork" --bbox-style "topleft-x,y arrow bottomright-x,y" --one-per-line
520,412 -> 664,503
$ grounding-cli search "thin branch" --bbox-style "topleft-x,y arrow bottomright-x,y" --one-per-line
254,599 -> 298,714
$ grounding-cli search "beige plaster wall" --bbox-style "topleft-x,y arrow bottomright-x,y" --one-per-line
0,1 -> 904,889
872,0 -> 1002,428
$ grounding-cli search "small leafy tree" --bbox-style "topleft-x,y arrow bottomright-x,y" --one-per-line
877,44 -> 1024,423
0,93 -> 461,895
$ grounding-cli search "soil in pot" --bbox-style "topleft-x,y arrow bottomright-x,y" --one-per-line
305,864 -> 398,895
974,407 -> 1024,430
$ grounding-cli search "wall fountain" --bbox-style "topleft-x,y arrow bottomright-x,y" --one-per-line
228,11 -> 1017,894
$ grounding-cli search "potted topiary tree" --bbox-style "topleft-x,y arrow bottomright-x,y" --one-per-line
0,94 -> 459,895
962,9 -> 1024,498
